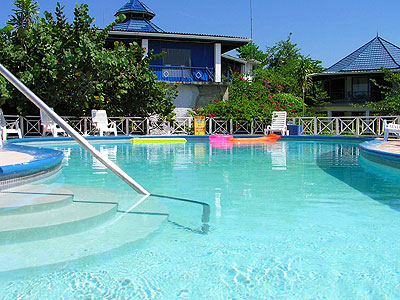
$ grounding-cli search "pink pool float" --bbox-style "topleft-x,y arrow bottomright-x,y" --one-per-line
209,134 -> 234,149
209,134 -> 233,142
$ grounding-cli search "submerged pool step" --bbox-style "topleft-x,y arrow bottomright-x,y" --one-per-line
0,183 -> 169,273
0,187 -> 73,215
0,210 -> 167,273
0,201 -> 117,245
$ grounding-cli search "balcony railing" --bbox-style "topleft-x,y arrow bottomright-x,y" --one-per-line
326,91 -> 384,104
150,65 -> 214,82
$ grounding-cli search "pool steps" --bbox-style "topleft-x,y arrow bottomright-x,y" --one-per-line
0,186 -> 73,215
0,184 -> 168,273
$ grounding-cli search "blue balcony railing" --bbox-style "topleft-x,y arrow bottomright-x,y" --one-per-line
150,65 -> 214,82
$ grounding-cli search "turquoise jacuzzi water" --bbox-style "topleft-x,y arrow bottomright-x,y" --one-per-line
2,139 -> 400,299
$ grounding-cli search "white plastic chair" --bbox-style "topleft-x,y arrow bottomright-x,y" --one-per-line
0,108 -> 22,141
264,111 -> 289,136
40,108 -> 66,137
383,120 -> 400,141
91,110 -> 117,136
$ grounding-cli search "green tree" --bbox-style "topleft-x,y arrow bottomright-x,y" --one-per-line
296,57 -> 315,116
366,69 -> 400,115
0,1 -> 177,117
237,42 -> 266,63
7,0 -> 38,30
237,34 -> 323,100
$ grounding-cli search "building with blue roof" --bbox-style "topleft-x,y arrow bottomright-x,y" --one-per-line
311,36 -> 400,116
107,0 -> 252,116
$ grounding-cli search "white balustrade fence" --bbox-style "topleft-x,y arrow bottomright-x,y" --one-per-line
2,114 -> 400,138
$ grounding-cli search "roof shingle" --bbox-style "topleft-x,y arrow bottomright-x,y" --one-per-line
113,18 -> 164,33
323,36 -> 400,73
116,0 -> 155,17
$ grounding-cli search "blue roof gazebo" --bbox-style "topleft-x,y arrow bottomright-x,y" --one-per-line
311,36 -> 400,115
113,0 -> 163,33
320,36 -> 400,74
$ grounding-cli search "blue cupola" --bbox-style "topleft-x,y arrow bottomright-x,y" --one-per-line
113,0 -> 164,32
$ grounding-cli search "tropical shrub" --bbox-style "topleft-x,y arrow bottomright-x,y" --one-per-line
0,1 -> 177,117
366,69 -> 400,115
192,73 -> 304,121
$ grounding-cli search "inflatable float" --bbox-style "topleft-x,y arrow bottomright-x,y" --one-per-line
130,138 -> 187,144
209,134 -> 234,149
209,134 -> 234,142
228,134 -> 281,143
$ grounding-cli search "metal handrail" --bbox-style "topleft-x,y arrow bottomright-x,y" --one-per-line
0,63 -> 150,196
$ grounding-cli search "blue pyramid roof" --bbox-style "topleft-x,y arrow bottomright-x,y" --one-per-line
324,36 -> 400,73
113,18 -> 164,33
113,0 -> 164,32
115,0 -> 155,19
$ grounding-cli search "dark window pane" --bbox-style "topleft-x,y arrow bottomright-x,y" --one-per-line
162,48 -> 191,67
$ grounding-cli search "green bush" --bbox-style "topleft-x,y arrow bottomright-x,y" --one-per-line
192,74 -> 304,121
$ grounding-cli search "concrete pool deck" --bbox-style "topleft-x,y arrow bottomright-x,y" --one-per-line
374,140 -> 400,154
0,149 -> 34,167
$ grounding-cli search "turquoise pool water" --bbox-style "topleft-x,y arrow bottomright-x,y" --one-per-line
2,139 -> 400,299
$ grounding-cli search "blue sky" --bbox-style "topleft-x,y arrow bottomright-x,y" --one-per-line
1,0 -> 400,68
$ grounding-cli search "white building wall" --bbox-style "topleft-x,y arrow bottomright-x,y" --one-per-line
141,39 -> 149,56
172,85 -> 200,117
214,43 -> 221,83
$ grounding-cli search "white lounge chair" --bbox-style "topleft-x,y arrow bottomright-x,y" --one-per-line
383,120 -> 400,141
91,110 -> 117,136
264,111 -> 289,136
0,108 -> 22,141
40,108 -> 66,137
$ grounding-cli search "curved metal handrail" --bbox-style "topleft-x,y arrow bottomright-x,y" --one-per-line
0,63 -> 150,196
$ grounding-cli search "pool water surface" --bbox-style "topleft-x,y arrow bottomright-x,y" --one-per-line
1,139 -> 400,299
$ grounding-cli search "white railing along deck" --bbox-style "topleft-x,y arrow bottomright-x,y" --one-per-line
2,114 -> 400,138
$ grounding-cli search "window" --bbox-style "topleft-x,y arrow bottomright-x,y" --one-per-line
352,77 -> 369,99
330,78 -> 345,100
162,48 -> 191,67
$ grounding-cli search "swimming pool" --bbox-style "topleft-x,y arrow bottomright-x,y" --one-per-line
1,138 -> 400,299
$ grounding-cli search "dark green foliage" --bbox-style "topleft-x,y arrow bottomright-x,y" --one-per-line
367,69 -> 400,115
7,0 -> 39,30
237,42 -> 266,63
0,1 -> 177,117
237,34 -> 324,101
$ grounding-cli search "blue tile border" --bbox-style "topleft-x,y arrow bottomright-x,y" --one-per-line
358,139 -> 400,169
0,143 -> 64,184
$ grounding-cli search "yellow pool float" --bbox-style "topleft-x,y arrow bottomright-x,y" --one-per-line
130,138 -> 187,144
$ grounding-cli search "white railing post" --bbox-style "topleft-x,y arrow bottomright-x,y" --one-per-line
314,117 -> 318,135
83,118 -> 88,136
19,115 -> 24,137
335,118 -> 339,136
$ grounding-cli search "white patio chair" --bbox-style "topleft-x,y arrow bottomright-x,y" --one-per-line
40,108 -> 66,137
91,110 -> 117,136
264,111 -> 289,136
0,108 -> 22,141
383,120 -> 400,141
